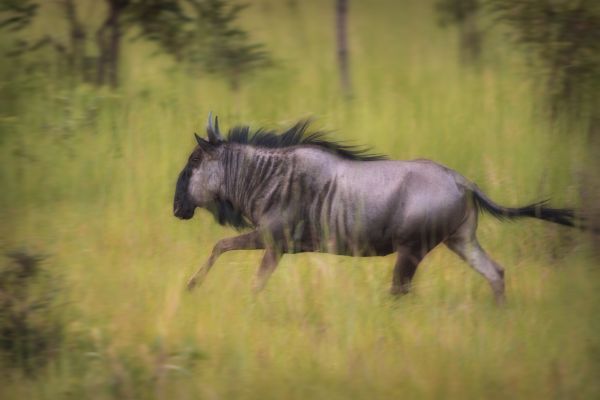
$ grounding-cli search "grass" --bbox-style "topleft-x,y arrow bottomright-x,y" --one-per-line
0,0 -> 598,399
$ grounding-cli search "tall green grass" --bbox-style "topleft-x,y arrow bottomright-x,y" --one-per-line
0,0 -> 598,399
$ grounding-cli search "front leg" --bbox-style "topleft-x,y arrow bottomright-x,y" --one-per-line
187,231 -> 264,291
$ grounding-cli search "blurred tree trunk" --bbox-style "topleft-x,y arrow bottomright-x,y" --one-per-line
97,0 -> 128,88
335,0 -> 352,98
458,12 -> 481,65
63,0 -> 86,78
434,0 -> 483,66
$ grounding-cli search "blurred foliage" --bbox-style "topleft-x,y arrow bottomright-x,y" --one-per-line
130,0 -> 272,91
488,0 -> 600,120
435,0 -> 484,64
189,0 -> 272,91
0,0 -> 272,90
127,0 -> 195,62
436,0 -> 480,24
0,250 -> 64,375
0,0 -> 70,67
0,0 -> 38,32
70,336 -> 206,399
486,0 -> 600,238
0,0 -> 120,86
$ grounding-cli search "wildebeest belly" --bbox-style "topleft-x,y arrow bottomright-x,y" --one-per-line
299,160 -> 468,256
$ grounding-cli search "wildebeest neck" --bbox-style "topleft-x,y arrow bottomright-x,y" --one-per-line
219,145 -> 293,227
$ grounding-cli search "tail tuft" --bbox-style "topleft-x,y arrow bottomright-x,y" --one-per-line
471,186 -> 578,228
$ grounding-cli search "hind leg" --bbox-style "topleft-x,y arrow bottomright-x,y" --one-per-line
445,235 -> 506,304
390,246 -> 426,296
251,247 -> 282,293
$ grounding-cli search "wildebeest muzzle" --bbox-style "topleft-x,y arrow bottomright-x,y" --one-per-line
174,167 -> 195,219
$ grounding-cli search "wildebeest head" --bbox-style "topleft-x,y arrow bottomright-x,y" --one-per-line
173,113 -> 224,220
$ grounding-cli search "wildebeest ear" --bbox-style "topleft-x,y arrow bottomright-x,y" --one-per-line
194,133 -> 212,151
206,111 -> 223,144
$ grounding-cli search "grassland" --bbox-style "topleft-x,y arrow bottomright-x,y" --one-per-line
0,1 -> 598,399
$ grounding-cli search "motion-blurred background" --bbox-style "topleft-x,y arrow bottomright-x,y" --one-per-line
0,1 -> 598,399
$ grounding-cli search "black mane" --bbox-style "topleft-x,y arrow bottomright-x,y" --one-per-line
225,120 -> 386,161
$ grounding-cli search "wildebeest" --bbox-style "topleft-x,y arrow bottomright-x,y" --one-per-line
174,113 -> 577,303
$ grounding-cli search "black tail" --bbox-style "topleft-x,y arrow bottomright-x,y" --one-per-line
471,186 -> 578,228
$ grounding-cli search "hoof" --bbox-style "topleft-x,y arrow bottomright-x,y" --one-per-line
251,281 -> 265,295
186,278 -> 198,291
494,293 -> 506,306
390,285 -> 409,297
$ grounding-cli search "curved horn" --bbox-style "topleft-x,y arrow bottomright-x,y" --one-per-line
194,132 -> 211,150
206,111 -> 223,144
207,111 -> 213,131
214,116 -> 220,136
